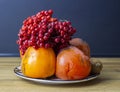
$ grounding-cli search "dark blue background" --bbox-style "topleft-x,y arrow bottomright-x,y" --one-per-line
0,0 -> 120,57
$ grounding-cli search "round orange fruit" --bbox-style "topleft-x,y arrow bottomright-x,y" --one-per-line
69,38 -> 90,57
21,47 -> 56,78
56,46 -> 91,80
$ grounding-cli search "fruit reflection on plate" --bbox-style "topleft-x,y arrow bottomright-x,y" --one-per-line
14,66 -> 100,84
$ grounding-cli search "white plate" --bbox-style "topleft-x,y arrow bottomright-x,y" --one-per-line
14,66 -> 100,84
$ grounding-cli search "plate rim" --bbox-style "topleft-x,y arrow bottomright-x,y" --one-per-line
14,66 -> 100,84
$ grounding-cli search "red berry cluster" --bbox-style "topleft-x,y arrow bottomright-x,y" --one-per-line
17,10 -> 76,55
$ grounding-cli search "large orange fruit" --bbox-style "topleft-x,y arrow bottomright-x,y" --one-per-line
56,46 -> 91,80
21,47 -> 56,78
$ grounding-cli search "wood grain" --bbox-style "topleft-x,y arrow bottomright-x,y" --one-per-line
0,57 -> 120,92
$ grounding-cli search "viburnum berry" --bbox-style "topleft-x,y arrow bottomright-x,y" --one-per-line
17,10 -> 76,55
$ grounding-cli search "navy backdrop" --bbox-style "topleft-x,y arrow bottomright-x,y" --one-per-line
0,0 -> 120,57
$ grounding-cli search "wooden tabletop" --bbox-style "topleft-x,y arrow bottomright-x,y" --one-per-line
0,57 -> 120,92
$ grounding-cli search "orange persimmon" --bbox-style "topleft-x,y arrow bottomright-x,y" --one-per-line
56,46 -> 91,80
21,47 -> 56,78
69,38 -> 90,57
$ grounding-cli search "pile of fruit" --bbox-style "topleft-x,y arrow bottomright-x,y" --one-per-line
17,10 -> 102,80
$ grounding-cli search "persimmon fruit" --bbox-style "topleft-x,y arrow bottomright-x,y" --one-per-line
69,38 -> 90,57
21,47 -> 56,78
56,46 -> 91,80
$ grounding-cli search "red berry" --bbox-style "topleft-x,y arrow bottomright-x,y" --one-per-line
48,9 -> 53,15
39,43 -> 44,47
21,26 -> 27,31
17,10 -> 76,55
60,30 -> 65,36
46,15 -> 51,20
38,33 -> 43,38
44,11 -> 48,16
39,38 -> 44,42
66,21 -> 71,25
42,25 -> 47,29
28,18 -> 33,24
48,28 -> 53,33
43,36 -> 48,40
45,43 -> 51,48
61,38 -> 65,43
54,38 -> 60,43
40,10 -> 44,15
62,22 -> 67,26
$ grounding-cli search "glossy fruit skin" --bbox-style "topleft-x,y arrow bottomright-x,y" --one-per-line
21,47 -> 56,78
56,46 -> 91,80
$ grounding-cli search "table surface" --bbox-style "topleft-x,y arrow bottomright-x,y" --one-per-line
0,57 -> 120,92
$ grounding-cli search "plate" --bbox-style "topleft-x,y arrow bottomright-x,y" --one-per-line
14,66 -> 100,84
